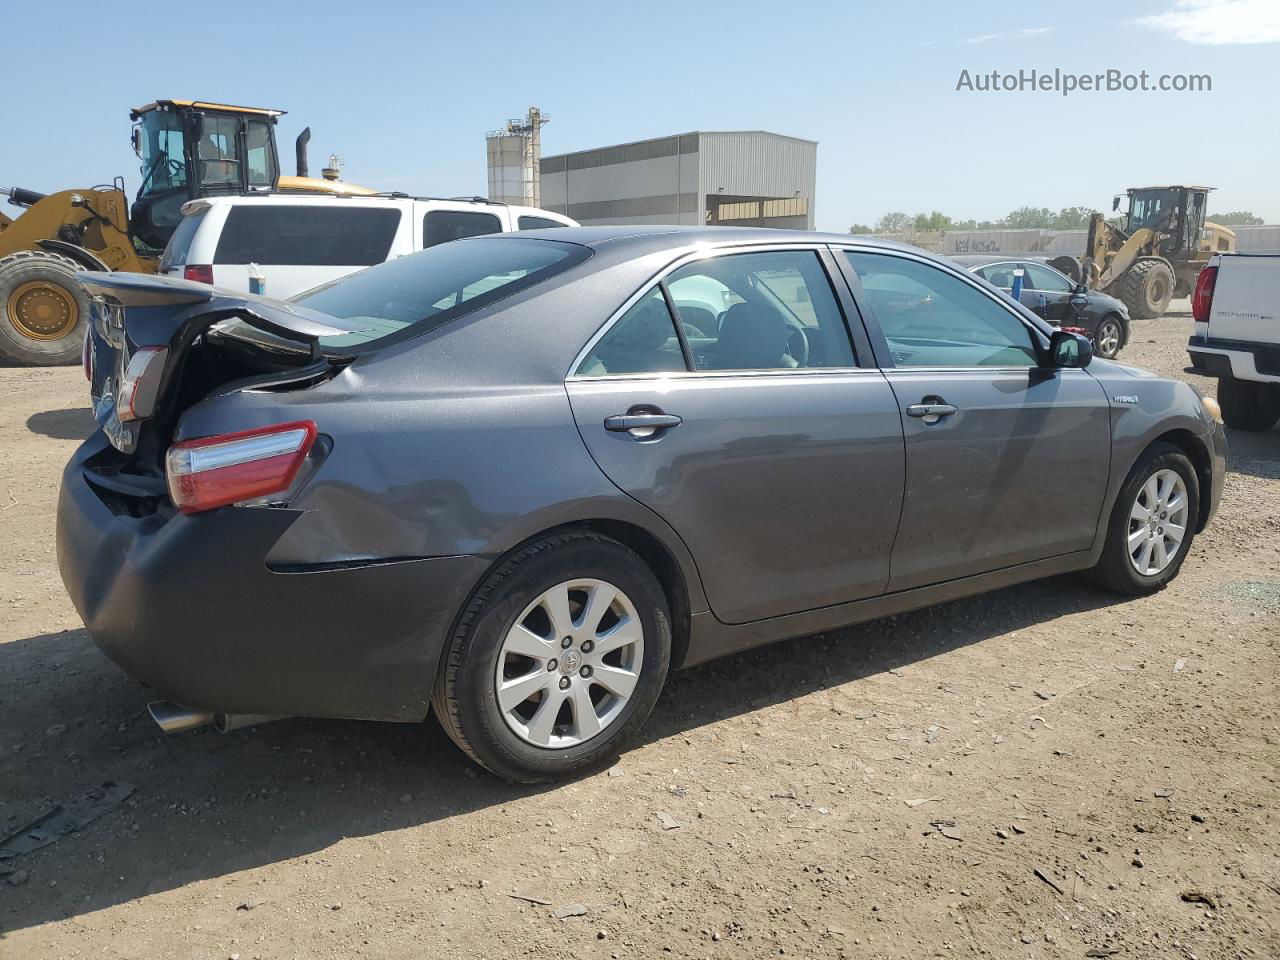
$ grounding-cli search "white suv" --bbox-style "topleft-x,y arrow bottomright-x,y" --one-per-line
159,194 -> 576,299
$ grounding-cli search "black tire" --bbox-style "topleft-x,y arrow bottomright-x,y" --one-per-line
1048,256 -> 1081,284
0,250 -> 91,366
1217,375 -> 1280,432
1093,314 -> 1125,359
431,531 -> 672,782
1118,259 -> 1174,320
1085,442 -> 1199,596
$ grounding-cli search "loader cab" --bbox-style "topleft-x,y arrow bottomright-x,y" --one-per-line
1124,186 -> 1210,259
129,100 -> 283,253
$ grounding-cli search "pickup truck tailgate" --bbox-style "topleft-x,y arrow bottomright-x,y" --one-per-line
1205,254 -> 1280,343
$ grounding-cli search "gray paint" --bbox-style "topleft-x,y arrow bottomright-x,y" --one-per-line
60,225 -> 1226,723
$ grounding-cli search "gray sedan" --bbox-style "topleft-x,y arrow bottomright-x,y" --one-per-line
59,227 -> 1226,781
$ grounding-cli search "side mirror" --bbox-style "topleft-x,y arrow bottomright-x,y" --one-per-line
1112,195 -> 1122,212
1074,282 -> 1089,295
1049,330 -> 1092,369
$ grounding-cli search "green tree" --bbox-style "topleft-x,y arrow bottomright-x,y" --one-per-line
875,211 -> 913,233
913,211 -> 953,231
848,223 -> 874,235
1208,211 -> 1264,225
998,206 -> 1055,229
1048,206 -> 1098,230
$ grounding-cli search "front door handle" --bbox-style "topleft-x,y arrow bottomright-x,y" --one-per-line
604,412 -> 683,436
906,398 -> 958,424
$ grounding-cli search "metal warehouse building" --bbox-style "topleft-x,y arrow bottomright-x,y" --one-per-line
539,131 -> 816,230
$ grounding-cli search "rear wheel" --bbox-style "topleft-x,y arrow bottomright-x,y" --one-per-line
431,531 -> 672,782
1118,259 -> 1174,320
1085,443 -> 1199,595
1093,315 -> 1125,359
0,250 -> 91,365
1218,375 -> 1280,432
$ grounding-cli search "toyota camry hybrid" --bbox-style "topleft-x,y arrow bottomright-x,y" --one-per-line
58,227 -> 1226,781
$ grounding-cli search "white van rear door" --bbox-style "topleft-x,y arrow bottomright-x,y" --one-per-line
209,203 -> 409,299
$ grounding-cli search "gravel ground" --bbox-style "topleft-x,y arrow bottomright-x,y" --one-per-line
1,305 -> 1277,960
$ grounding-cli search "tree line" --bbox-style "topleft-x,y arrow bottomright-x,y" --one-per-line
850,208 -> 1266,235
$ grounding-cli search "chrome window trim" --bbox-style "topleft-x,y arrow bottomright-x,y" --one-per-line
565,242 -> 852,382
570,366 -> 882,384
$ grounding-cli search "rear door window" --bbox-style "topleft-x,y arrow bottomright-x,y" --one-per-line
423,210 -> 503,247
213,206 -> 401,265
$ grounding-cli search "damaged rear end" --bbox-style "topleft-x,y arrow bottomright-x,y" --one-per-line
58,273 -> 469,726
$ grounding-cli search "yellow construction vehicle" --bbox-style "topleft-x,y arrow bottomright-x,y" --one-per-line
0,99 -> 374,365
1048,185 -> 1236,320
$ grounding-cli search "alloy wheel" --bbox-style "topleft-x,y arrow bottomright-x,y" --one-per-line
495,578 -> 644,749
1127,469 -> 1189,576
1096,319 -> 1121,358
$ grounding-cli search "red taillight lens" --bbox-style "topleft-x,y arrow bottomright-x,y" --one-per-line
166,421 -> 317,514
115,346 -> 168,421
184,264 -> 214,285
1192,266 -> 1217,324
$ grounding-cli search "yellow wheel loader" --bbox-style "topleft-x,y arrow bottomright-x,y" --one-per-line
1048,185 -> 1236,320
0,100 -> 374,366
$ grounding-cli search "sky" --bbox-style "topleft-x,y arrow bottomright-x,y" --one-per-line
3,0 -> 1278,232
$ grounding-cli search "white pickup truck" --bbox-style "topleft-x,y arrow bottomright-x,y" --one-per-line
1186,252 -> 1280,431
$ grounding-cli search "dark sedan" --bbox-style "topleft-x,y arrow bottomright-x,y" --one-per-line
59,227 -> 1224,781
951,254 -> 1130,359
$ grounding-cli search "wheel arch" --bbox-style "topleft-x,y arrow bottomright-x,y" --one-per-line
36,239 -> 112,273
433,517 -> 698,700
1142,428 -> 1214,532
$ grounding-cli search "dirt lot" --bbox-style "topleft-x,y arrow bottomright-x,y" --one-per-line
1,306 -> 1277,960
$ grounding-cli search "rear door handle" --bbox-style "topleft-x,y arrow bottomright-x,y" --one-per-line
604,413 -> 683,435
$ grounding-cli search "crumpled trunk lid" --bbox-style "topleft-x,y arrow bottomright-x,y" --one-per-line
79,272 -> 356,459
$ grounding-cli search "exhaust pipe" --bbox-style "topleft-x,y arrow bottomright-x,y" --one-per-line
147,701 -> 282,735
295,127 -> 311,178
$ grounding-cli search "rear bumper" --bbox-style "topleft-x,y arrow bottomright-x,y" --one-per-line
56,435 -> 487,722
1187,335 -> 1280,384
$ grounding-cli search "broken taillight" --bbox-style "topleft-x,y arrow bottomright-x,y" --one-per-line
115,346 -> 168,422
184,264 -> 214,285
165,421 -> 317,514
1192,266 -> 1217,324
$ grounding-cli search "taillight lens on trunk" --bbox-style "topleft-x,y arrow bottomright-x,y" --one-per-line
116,346 -> 168,421
166,421 -> 317,514
1192,266 -> 1217,324
184,264 -> 214,285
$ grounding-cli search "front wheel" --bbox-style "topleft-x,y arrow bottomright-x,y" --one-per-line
1093,315 -> 1125,359
1085,443 -> 1199,595
431,531 -> 672,782
0,250 -> 92,366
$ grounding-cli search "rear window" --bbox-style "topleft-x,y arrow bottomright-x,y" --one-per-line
214,206 -> 400,266
160,208 -> 207,270
292,236 -> 589,351
423,210 -> 503,248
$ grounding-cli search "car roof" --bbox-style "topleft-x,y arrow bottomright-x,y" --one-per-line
948,254 -> 1052,267
475,224 -> 929,257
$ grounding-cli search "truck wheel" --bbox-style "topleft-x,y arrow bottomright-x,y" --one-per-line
1118,259 -> 1174,319
1218,375 -> 1280,431
1049,256 -> 1081,284
0,250 -> 91,366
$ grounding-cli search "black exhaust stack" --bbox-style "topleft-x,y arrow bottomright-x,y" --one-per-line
295,128 -> 311,178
